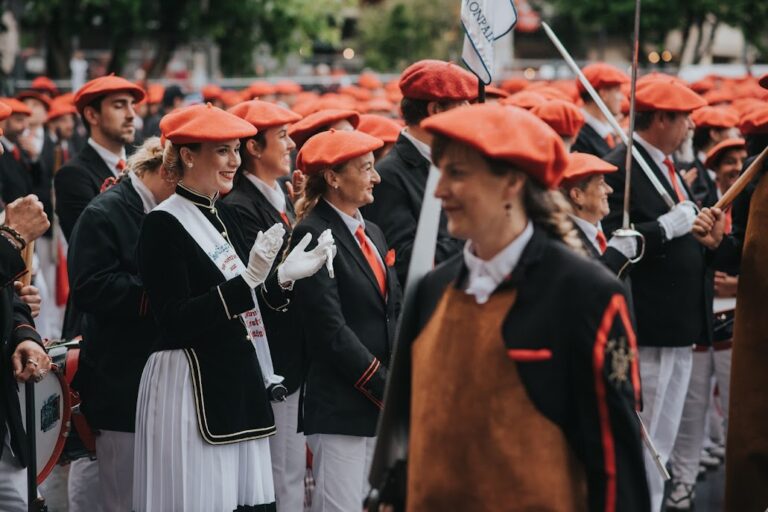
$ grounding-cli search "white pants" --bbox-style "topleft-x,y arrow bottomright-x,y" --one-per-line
306,434 -> 376,512
96,430 -> 135,512
0,431 -> 27,512
270,391 -> 306,512
670,347 -> 731,484
638,346 -> 693,512
68,457 -> 104,512
33,236 -> 65,340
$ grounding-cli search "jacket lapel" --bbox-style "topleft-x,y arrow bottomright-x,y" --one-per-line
82,144 -> 117,185
632,143 -> 679,207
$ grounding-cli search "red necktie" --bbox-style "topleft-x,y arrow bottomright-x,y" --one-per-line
62,146 -> 70,163
11,146 -> 21,162
724,208 -> 732,235
355,226 -> 387,296
604,134 -> 615,149
116,159 -> 126,172
663,158 -> 686,203
596,229 -> 607,254
280,211 -> 291,227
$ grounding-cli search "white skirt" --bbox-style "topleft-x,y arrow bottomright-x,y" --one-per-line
133,350 -> 275,512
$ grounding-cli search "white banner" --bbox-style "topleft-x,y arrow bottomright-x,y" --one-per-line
461,0 -> 518,84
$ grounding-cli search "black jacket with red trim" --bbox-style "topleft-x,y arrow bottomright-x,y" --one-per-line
0,237 -> 43,466
375,226 -> 649,511
290,199 -> 402,437
67,178 -> 159,432
573,123 -> 614,158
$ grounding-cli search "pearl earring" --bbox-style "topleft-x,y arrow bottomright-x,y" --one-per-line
187,162 -> 193,168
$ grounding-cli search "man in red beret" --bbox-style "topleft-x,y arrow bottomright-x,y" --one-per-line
572,63 -> 629,157
687,106 -> 740,207
601,78 -> 711,512
362,60 -> 477,286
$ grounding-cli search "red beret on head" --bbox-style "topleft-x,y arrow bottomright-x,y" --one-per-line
760,73 -> 768,90
731,98 -> 766,117
30,76 -> 58,97
248,81 -> 276,99
531,99 -> 585,137
690,76 -> 716,94
288,109 -> 360,149
339,85 -> 372,102
578,63 -> 629,94
46,97 -> 78,122
739,105 -> 768,135
357,114 -> 402,143
0,100 -> 12,120
690,106 -> 739,129
399,60 -> 478,102
358,72 -> 383,90
228,100 -> 302,130
705,138 -> 746,169
421,104 -> 569,189
635,79 -> 706,112
638,72 -> 688,87
160,103 -> 257,144
144,84 -> 165,105
500,78 -> 529,95
74,75 -> 146,114
17,91 -> 52,110
703,88 -> 734,105
275,81 -> 302,95
484,86 -> 509,99
296,129 -> 383,175
363,98 -> 394,114
201,84 -> 223,102
0,98 -> 32,116
528,84 -> 572,102
562,152 -> 618,184
500,90 -> 547,110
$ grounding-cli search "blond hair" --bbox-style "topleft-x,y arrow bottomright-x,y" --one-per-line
128,136 -> 164,178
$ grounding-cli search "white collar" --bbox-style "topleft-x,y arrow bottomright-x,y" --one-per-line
582,110 -> 614,139
463,221 -> 534,304
88,137 -> 126,176
634,133 -> 688,198
0,136 -> 15,151
324,198 -> 364,237
400,128 -> 432,163
570,215 -> 602,252
244,173 -> 286,214
128,171 -> 158,213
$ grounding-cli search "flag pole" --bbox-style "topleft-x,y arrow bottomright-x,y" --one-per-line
478,81 -> 486,103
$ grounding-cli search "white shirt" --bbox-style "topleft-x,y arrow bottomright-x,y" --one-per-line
23,125 -> 45,160
463,221 -> 534,305
324,199 -> 385,270
245,173 -> 286,214
400,128 -> 432,163
570,215 -> 603,253
582,110 -> 614,139
88,138 -> 126,177
129,171 -> 158,213
0,136 -> 15,153
634,133 -> 689,200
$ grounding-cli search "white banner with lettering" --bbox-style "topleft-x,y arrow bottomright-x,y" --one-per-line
461,0 -> 518,84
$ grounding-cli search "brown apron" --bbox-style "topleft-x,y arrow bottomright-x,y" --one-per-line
407,286 -> 588,512
726,172 -> 768,512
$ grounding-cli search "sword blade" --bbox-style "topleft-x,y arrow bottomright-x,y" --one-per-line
623,0 -> 643,229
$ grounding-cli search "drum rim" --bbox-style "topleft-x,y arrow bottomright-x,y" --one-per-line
37,366 -> 72,485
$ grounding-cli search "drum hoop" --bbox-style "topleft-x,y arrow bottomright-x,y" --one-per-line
37,366 -> 72,485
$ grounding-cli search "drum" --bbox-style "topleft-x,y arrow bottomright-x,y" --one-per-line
59,343 -> 97,462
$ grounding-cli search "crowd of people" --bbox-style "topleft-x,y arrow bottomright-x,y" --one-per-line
0,57 -> 766,512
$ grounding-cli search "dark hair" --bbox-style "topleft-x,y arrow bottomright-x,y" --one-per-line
238,132 -> 269,173
580,91 -> 593,104
746,133 -> 768,157
635,110 -> 682,132
692,126 -> 711,151
80,96 -> 104,134
400,97 -> 431,126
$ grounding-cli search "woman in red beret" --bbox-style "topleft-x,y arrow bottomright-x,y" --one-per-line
133,104 -> 335,512
373,104 -> 649,512
289,129 -> 402,512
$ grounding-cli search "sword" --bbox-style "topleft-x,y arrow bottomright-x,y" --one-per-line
541,21 -> 676,211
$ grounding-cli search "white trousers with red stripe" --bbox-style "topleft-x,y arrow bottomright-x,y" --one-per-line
669,347 -> 731,484
638,346 -> 693,512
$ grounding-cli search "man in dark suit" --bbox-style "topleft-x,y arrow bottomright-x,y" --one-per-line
362,60 -> 477,287
0,99 -> 43,208
54,75 -> 146,241
602,77 -> 708,512
572,63 -> 629,158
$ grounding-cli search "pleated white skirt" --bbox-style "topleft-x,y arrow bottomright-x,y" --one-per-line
133,350 -> 275,512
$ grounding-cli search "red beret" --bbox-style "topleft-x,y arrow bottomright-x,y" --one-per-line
739,105 -> 768,135
531,99 -> 585,137
500,78 -> 529,95
578,63 -> 629,94
228,100 -> 302,130
703,88 -> 734,105
357,114 -> 402,143
339,85 -> 372,102
705,138 -> 746,169
248,81 -> 276,99
220,90 -> 243,109
500,90 -> 547,110
17,91 -> 52,110
30,76 -> 58,97
288,109 -> 360,149
0,98 -> 32,116
484,86 -> 510,99
358,72 -> 383,90
160,103 -> 257,144
275,81 -> 302,95
363,98 -> 395,114
528,84 -> 572,102
399,60 -> 478,102
690,77 -> 716,94
421,104 -> 569,189
0,100 -> 12,121
690,106 -> 739,129
635,79 -> 706,112
760,73 -> 768,90
638,72 -> 688,87
46,97 -> 78,122
296,129 -> 383,175
74,75 -> 146,114
201,84 -> 223,102
562,152 -> 618,184
731,98 -> 766,117
144,84 -> 165,105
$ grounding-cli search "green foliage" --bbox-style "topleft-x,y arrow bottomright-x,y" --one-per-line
358,0 -> 463,72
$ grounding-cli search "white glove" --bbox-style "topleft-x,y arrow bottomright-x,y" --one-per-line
243,223 -> 286,288
607,235 -> 638,260
278,229 -> 337,287
657,203 -> 697,241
